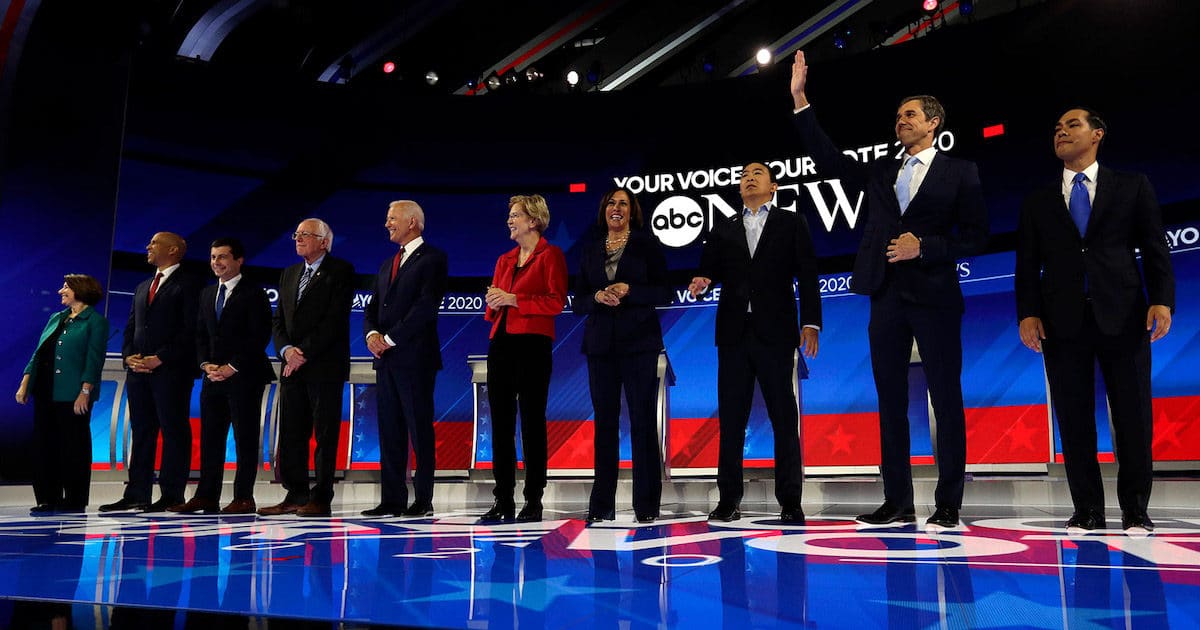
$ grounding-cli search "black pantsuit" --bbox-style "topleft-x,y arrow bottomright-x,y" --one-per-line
196,377 -> 263,501
487,332 -> 552,503
586,351 -> 661,516
868,282 -> 966,509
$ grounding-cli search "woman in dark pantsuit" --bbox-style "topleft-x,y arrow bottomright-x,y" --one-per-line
481,194 -> 568,523
575,188 -> 672,523
16,274 -> 109,515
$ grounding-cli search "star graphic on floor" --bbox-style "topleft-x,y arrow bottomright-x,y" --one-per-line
402,575 -> 628,611
880,591 -> 1152,630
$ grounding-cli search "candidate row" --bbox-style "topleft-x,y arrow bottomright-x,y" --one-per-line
18,51 -> 1174,534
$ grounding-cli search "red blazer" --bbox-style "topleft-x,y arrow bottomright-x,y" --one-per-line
486,236 -> 568,339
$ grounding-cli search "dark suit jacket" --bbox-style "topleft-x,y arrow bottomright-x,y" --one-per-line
362,242 -> 449,372
272,254 -> 356,382
1015,166 -> 1174,337
574,228 -> 672,355
793,107 -> 989,311
197,277 -> 276,384
697,204 -> 822,347
122,268 -> 201,378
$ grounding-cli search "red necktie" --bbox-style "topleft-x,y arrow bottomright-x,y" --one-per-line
390,247 -> 405,282
148,272 -> 163,304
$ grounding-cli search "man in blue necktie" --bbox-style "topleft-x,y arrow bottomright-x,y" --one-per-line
1016,107 -> 1174,535
789,51 -> 989,530
172,237 -> 274,515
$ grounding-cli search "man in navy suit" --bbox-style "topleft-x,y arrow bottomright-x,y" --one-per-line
1016,107 -> 1174,534
687,162 -> 822,524
171,237 -> 275,515
362,200 -> 449,517
258,218 -> 355,517
102,232 -> 201,513
789,51 -> 989,529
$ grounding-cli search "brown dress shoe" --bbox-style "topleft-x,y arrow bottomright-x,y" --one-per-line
221,498 -> 257,515
296,501 -> 332,517
257,501 -> 303,516
168,497 -> 219,514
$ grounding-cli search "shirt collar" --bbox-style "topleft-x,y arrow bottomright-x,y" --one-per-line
402,236 -> 424,253
305,253 -> 327,272
1063,161 -> 1100,186
743,203 -> 771,217
156,263 -> 181,281
908,146 -> 938,166
220,273 -> 243,292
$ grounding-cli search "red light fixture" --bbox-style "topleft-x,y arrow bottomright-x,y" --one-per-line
922,0 -> 939,11
382,61 -> 396,74
569,182 -> 587,193
982,124 -> 1005,139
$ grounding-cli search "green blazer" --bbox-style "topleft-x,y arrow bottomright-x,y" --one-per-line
24,306 -> 110,403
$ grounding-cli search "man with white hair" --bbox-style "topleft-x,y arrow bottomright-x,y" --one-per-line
259,218 -> 356,517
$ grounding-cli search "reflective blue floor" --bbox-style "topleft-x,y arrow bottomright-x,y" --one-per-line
2,505 -> 1199,629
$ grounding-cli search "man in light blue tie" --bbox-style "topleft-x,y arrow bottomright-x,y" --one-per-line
1016,107 -> 1174,535
789,51 -> 989,530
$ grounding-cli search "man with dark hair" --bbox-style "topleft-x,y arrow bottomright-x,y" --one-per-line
102,232 -> 201,513
688,160 -> 822,524
789,51 -> 989,530
362,201 -> 448,517
259,219 -> 356,517
171,237 -> 275,514
1016,107 -> 1173,534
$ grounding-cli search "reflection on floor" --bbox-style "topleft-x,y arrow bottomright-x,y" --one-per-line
1,503 -> 1199,629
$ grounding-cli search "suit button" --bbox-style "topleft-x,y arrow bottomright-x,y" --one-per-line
58,340 -> 63,345
1081,247 -> 1088,253
55,369 -> 62,374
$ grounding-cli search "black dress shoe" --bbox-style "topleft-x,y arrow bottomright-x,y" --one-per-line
1121,511 -> 1155,533
708,504 -> 741,522
635,514 -> 658,524
56,504 -> 87,514
585,513 -> 606,523
361,503 -> 403,517
925,507 -> 959,529
168,497 -> 219,514
99,498 -> 150,513
856,502 -> 916,525
402,502 -> 434,517
779,507 -> 806,524
516,502 -> 543,523
1066,510 -> 1106,531
479,502 -> 516,523
143,497 -> 185,513
30,504 -> 57,515
585,507 -> 614,523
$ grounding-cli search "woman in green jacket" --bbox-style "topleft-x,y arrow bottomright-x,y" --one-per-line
15,274 -> 109,514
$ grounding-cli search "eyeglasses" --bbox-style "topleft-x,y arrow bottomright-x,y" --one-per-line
292,231 -> 326,240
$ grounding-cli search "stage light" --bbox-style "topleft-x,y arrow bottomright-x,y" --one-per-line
959,0 -> 975,15
586,61 -> 603,86
425,71 -> 439,86
567,70 -> 580,86
525,67 -> 543,82
382,61 -> 395,74
702,55 -> 715,75
485,73 -> 501,91
755,48 -> 772,67
922,0 -> 939,15
833,29 -> 849,49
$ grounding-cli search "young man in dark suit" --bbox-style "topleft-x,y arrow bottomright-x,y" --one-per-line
102,232 -> 201,513
688,161 -> 822,524
259,218 -> 356,517
361,200 -> 448,517
171,237 -> 274,515
789,51 -> 989,530
1016,107 -> 1174,534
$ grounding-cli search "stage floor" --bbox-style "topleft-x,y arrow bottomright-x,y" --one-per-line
2,498 -> 1199,629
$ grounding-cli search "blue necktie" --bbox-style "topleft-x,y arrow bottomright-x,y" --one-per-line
215,283 -> 227,320
1069,172 -> 1091,236
896,156 -> 919,214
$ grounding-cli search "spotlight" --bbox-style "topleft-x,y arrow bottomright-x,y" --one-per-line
566,69 -> 580,86
586,61 -> 604,86
525,67 -> 543,82
485,72 -> 501,91
382,61 -> 395,74
922,0 -> 939,15
425,71 -> 439,86
959,0 -> 975,16
701,54 -> 715,75
504,73 -> 519,86
755,48 -> 772,67
833,27 -> 852,49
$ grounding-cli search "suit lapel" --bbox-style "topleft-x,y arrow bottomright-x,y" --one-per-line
1086,166 -> 1113,237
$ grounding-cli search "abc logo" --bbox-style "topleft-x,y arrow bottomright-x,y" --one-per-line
651,196 -> 704,248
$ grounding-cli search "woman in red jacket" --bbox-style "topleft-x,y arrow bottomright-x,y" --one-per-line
481,194 -> 568,523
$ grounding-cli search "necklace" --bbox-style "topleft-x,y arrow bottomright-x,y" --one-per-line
605,233 -> 629,248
